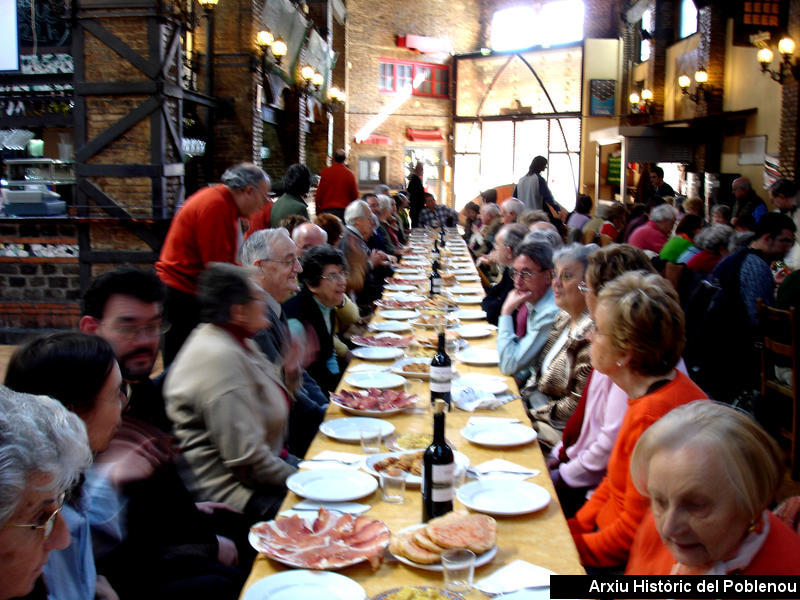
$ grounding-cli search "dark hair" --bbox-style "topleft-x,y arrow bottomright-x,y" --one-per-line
333,149 -> 347,163
647,196 -> 666,210
464,201 -> 480,213
278,214 -> 309,235
82,265 -> 165,318
284,163 -> 312,197
770,178 -> 798,199
675,214 -> 703,237
711,204 -> 731,220
575,194 -> 592,215
651,165 -> 664,179
528,155 -> 547,175
197,263 -> 254,323
628,203 -> 648,220
5,332 -> 116,416
480,188 -> 497,204
314,213 -> 344,246
299,245 -> 346,287
362,192 -> 378,201
755,212 -> 796,239
423,192 -> 435,203
606,202 -> 629,223
515,241 -> 554,271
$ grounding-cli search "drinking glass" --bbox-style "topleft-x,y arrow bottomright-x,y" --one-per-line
359,425 -> 382,454
441,548 -> 476,593
379,467 -> 406,503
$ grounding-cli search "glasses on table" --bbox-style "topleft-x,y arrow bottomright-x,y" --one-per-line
10,492 -> 66,539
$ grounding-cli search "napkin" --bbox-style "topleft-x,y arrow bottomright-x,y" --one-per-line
474,559 -> 555,595
470,458 -> 540,480
466,416 -> 520,426
279,499 -> 371,518
452,386 -> 500,411
298,450 -> 365,470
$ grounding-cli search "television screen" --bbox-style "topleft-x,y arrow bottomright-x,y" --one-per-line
0,0 -> 19,72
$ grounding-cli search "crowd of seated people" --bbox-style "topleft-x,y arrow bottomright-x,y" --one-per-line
5,160 -> 800,599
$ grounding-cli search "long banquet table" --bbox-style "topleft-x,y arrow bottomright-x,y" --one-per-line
241,230 -> 584,598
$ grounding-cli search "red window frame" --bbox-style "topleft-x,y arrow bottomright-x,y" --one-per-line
378,59 -> 450,98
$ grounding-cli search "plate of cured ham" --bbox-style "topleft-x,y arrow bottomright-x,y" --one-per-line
330,389 -> 418,416
375,299 -> 425,310
385,276 -> 427,285
352,333 -> 414,348
249,508 -> 390,570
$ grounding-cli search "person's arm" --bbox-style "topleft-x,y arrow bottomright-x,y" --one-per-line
740,256 -> 775,325
497,298 -> 555,377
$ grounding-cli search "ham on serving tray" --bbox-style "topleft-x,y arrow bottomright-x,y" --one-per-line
330,388 -> 417,412
249,507 -> 390,570
351,335 -> 413,347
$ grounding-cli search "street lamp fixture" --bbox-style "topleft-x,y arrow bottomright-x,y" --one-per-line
678,68 -> 708,103
756,36 -> 800,84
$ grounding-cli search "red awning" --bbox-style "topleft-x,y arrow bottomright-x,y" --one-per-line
406,127 -> 443,142
355,134 -> 392,145
397,34 -> 452,55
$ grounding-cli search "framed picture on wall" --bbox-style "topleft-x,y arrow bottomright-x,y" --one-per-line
589,79 -> 615,116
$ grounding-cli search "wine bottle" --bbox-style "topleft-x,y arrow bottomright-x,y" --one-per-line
429,330 -> 451,408
422,398 -> 454,522
440,224 -> 446,247
432,237 -> 440,260
429,259 -> 442,297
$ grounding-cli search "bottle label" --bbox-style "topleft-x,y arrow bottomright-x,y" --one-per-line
430,380 -> 451,393
430,365 -> 451,382
430,463 -> 455,502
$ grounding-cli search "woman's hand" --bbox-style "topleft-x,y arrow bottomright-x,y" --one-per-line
501,288 -> 535,316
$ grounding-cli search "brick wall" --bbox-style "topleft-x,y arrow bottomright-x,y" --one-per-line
780,0 -> 800,179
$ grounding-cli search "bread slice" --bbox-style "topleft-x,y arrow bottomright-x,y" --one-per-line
426,513 -> 497,554
390,529 -> 440,564
413,528 -> 447,554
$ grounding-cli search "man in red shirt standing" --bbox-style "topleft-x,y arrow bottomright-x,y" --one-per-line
156,162 -> 270,365
314,149 -> 359,220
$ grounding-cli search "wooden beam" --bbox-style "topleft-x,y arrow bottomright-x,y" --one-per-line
75,81 -> 157,95
81,19 -> 160,79
161,25 -> 183,79
77,179 -> 132,219
161,104 -> 185,163
82,250 -> 159,263
76,95 -> 161,162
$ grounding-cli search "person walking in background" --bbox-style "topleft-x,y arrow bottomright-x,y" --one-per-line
156,163 -> 270,366
314,149 -> 359,221
407,162 -> 425,227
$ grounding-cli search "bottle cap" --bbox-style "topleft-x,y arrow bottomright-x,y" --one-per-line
433,398 -> 446,414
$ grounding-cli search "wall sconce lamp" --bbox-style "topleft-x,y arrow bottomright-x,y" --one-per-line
326,86 -> 346,112
197,0 -> 218,13
756,37 -> 800,83
256,29 -> 286,66
678,68 -> 708,103
300,64 -> 316,91
629,88 -> 654,114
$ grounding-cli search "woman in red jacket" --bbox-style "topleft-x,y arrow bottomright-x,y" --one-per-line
568,271 -> 707,570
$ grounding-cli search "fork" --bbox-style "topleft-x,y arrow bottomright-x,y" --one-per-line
302,458 -> 362,466
467,467 -> 536,478
480,584 -> 550,597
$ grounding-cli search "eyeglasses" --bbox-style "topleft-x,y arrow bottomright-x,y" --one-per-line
108,321 -> 170,340
577,281 -> 590,294
262,256 -> 300,266
509,267 -> 545,281
320,271 -> 348,283
10,492 -> 66,539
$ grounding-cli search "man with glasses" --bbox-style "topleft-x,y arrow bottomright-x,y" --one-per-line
156,162 -> 271,366
341,199 -> 391,312
497,241 -> 559,382
479,223 -> 529,325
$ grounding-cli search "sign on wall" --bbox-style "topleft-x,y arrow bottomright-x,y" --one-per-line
0,0 -> 19,72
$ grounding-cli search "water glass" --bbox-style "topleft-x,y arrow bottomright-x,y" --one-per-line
379,467 -> 406,503
441,548 -> 475,593
360,425 -> 382,454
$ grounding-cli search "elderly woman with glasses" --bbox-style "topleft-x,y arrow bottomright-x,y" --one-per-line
5,332 -> 126,600
627,401 -> 800,576
0,387 -> 92,600
568,271 -> 707,570
165,263 -> 298,523
520,243 -> 597,449
284,245 -> 350,395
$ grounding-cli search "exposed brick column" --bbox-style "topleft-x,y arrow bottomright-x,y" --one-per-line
649,0 -> 675,122
584,0 -> 623,39
695,5 -> 725,119
779,1 -> 800,179
331,17 -> 346,151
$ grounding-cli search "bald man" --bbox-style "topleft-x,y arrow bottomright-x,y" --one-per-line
292,222 -> 328,253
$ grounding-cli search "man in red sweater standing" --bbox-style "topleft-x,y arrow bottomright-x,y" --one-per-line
156,162 -> 270,365
314,149 -> 359,220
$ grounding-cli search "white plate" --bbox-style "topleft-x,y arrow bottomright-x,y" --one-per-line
461,422 -> 538,448
454,324 -> 493,338
491,591 -> 551,600
351,347 -> 405,360
391,358 -> 432,380
457,479 -> 550,516
453,309 -> 487,320
449,286 -> 480,295
403,261 -> 428,267
385,284 -> 417,292
453,373 -> 508,395
369,320 -> 412,333
242,570 -> 366,600
345,371 -> 406,389
456,275 -> 480,282
390,524 -> 497,571
451,295 -> 483,304
455,347 -> 498,365
319,417 -> 395,443
330,393 -> 413,417
286,469 -> 378,502
362,450 -> 470,487
451,268 -> 474,274
395,268 -> 424,275
380,309 -> 420,320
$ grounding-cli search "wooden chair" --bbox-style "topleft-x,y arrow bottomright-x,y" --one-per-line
758,299 -> 800,480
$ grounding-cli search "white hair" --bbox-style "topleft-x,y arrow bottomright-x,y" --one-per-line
0,387 -> 92,527
240,227 -> 292,266
377,194 -> 394,214
220,162 -> 269,190
481,203 -> 501,217
651,204 -> 677,222
344,200 -> 371,226
501,198 -> 524,219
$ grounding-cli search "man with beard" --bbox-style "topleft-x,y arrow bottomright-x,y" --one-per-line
79,265 -> 248,599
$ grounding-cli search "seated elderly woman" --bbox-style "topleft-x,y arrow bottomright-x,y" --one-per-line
627,401 -> 800,575
165,263 -> 297,523
568,271 -> 707,570
0,387 -> 91,600
684,223 -> 734,274
520,243 -> 596,449
547,244 -> 656,517
284,245 -> 350,395
5,333 -> 124,600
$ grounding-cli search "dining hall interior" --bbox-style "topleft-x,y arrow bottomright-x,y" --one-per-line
3,0 -> 800,599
